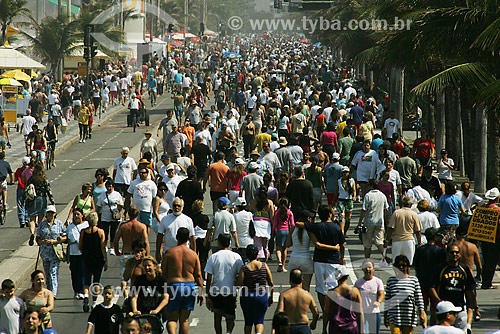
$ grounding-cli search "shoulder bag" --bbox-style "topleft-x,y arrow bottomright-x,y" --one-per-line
106,192 -> 121,221
50,225 -> 67,263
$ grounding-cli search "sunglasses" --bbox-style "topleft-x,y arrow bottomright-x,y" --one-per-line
159,188 -> 167,191
139,171 -> 148,175
448,251 -> 460,254
173,204 -> 182,207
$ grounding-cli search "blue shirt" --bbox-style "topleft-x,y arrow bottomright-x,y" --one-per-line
175,73 -> 183,83
437,194 -> 463,225
371,138 -> 384,153
323,162 -> 343,194
37,219 -> 66,260
350,106 -> 364,124
148,78 -> 157,90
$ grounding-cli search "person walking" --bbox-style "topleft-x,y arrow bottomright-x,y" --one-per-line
479,187 -> 500,290
436,182 -> 466,245
67,182 -> 95,220
204,151 -> 229,213
205,197 -> 239,252
335,166 -> 357,235
273,197 -> 294,273
276,269 -> 319,334
19,271 -> 54,331
250,186 -> 275,261
355,259 -> 385,334
96,179 -> 124,255
79,212 -> 107,313
236,244 -> 274,334
424,301 -> 464,334
15,157 -> 30,228
384,255 -> 427,334
126,167 -> 158,231
113,147 -> 138,197
35,205 -> 65,297
63,208 -> 88,300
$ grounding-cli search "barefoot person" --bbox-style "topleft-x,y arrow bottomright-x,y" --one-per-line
276,269 -> 319,334
162,227 -> 204,334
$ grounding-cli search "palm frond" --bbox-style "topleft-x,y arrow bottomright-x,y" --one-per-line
472,15 -> 500,51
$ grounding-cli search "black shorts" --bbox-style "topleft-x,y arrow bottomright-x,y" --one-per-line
210,294 -> 236,319
196,165 -> 208,179
210,191 -> 227,202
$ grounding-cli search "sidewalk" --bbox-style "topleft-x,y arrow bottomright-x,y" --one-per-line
6,103 -> 128,170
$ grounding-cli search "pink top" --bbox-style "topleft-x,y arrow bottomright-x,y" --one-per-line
21,166 -> 34,185
272,208 -> 295,233
378,181 -> 394,205
322,131 -> 337,146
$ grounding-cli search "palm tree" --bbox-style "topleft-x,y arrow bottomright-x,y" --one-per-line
23,14 -> 80,80
0,0 -> 29,45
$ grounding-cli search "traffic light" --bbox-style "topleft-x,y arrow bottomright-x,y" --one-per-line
84,25 -> 94,46
91,45 -> 98,57
167,23 -> 174,33
199,22 -> 205,37
83,47 -> 90,61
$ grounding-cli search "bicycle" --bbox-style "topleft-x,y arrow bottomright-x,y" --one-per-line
46,139 -> 56,170
0,186 -> 5,226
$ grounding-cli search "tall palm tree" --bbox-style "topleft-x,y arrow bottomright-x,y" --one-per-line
0,0 -> 29,45
23,14 -> 80,79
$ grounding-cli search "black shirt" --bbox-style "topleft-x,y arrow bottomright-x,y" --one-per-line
421,175 -> 443,199
432,261 -> 475,308
414,243 -> 446,290
133,274 -> 166,314
0,160 -> 12,180
192,212 -> 209,231
305,221 -> 344,264
286,179 -> 314,219
175,178 -> 203,218
88,303 -> 122,334
191,143 -> 211,169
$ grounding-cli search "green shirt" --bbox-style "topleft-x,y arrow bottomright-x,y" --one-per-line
339,137 -> 354,163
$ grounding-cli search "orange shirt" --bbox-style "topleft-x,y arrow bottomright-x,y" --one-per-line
181,125 -> 195,148
206,161 -> 229,192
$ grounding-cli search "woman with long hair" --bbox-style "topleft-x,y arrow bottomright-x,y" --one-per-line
335,167 -> 356,235
249,186 -> 275,261
227,158 -> 247,204
19,270 -> 55,330
96,179 -> 123,254
272,198 -> 294,272
25,163 -> 55,246
286,211 -> 314,291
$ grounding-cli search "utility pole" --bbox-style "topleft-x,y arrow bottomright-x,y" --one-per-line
66,0 -> 72,21
58,0 -> 63,16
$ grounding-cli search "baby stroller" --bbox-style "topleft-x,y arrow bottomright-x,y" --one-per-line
133,314 -> 164,334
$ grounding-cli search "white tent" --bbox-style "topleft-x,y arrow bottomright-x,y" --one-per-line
0,45 -> 46,70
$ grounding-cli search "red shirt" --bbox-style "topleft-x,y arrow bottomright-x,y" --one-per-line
391,141 -> 404,157
316,114 -> 326,129
15,167 -> 27,189
206,161 -> 229,192
227,171 -> 247,191
413,138 -> 435,159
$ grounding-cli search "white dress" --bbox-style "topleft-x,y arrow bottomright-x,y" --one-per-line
152,198 -> 170,234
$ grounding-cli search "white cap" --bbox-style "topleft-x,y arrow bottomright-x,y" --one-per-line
166,163 -> 176,171
249,161 -> 260,170
46,205 -> 57,213
233,197 -> 247,207
332,152 -> 340,161
22,157 -> 30,164
334,266 -> 349,281
435,301 -> 462,315
485,187 -> 500,200
235,158 -> 245,165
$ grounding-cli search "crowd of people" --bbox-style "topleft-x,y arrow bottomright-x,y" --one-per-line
0,33 -> 499,334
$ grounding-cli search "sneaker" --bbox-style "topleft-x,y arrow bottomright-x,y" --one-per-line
83,297 -> 90,313
282,268 -> 288,273
277,264 -> 283,272
79,139 -> 82,143
29,234 -> 35,246
77,293 -> 85,300
109,248 -> 116,256
82,139 -> 86,143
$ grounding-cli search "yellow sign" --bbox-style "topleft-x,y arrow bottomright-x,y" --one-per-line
1,86 -> 18,93
78,62 -> 88,77
123,0 -> 144,14
3,110 -> 16,123
467,207 -> 499,243
6,25 -> 19,38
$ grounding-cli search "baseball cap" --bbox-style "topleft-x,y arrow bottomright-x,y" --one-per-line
166,164 -> 176,171
235,158 -> 245,165
160,153 -> 169,161
332,152 -> 340,161
43,330 -> 57,334
435,301 -> 462,315
271,133 -> 278,139
22,157 -> 30,164
233,197 -> 247,207
249,161 -> 260,170
46,205 -> 57,213
342,166 -> 350,172
218,196 -> 231,207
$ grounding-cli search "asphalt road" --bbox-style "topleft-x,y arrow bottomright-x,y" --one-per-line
11,93 -> 500,334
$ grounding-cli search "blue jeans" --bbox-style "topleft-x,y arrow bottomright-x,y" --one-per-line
363,312 -> 381,334
42,258 -> 60,296
69,255 -> 84,294
16,188 -> 28,225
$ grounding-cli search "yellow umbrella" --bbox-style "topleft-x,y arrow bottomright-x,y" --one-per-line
0,69 -> 32,82
0,78 -> 22,86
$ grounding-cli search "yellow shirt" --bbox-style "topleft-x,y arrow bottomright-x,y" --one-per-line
336,121 -> 347,138
78,107 -> 89,125
254,133 -> 272,152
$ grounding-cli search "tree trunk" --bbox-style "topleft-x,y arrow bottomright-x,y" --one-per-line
474,106 -> 487,193
66,0 -> 72,20
457,89 -> 465,177
58,0 -> 63,16
486,109 -> 500,188
392,67 -> 404,129
367,70 -> 374,93
435,92 -> 446,153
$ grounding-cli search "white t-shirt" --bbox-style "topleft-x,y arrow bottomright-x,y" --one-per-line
0,296 -> 25,334
21,116 -> 36,136
226,118 -> 239,135
288,145 -> 303,166
423,325 -> 464,334
127,179 -> 157,212
233,210 -> 254,248
418,211 -> 440,244
260,152 -> 281,175
205,249 -> 243,295
362,189 -> 389,226
159,213 -> 195,252
384,118 -> 400,139
97,190 -> 124,222
65,221 -> 89,256
162,175 -> 184,207
438,158 -> 454,181
352,150 -> 379,182
354,276 -> 384,314
114,156 -> 137,185
456,191 -> 484,215
195,129 -> 212,146
290,227 -> 312,259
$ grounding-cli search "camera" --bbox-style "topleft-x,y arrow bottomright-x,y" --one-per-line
354,225 -> 367,234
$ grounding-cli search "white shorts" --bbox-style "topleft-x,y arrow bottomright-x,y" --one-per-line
1,180 -> 7,191
229,190 -> 240,204
288,256 -> 314,275
392,239 -> 416,265
119,254 -> 134,282
314,262 -> 343,295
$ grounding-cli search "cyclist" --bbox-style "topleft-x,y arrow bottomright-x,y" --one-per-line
43,118 -> 58,168
147,75 -> 157,107
0,151 -> 14,216
128,94 -> 141,132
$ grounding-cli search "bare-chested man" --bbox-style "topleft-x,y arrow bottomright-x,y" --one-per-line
113,205 -> 149,296
162,227 -> 204,334
276,269 -> 319,334
455,231 -> 482,281
122,239 -> 148,286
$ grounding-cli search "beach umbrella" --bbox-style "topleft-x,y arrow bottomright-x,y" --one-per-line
0,78 -> 22,86
0,69 -> 31,82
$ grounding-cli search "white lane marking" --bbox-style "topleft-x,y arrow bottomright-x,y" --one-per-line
273,292 -> 280,303
189,318 -> 199,327
344,248 -> 358,284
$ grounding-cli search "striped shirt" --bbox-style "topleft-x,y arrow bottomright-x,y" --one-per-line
385,275 -> 424,327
